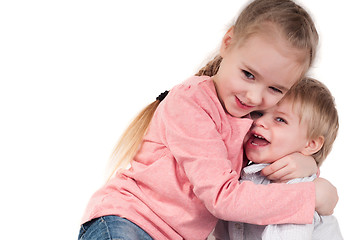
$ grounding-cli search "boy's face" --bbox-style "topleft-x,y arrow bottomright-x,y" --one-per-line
244,99 -> 310,164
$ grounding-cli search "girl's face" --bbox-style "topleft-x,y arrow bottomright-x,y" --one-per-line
212,29 -> 304,118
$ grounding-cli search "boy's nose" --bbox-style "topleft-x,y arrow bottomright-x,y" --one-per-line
254,115 -> 268,129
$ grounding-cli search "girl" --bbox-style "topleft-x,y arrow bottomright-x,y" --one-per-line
79,1 -> 337,239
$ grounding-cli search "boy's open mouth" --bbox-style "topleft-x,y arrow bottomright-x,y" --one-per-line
249,133 -> 270,146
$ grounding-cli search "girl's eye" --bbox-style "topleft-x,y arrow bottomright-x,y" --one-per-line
242,70 -> 255,80
275,117 -> 287,124
269,86 -> 283,94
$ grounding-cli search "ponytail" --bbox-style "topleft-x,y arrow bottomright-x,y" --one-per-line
195,55 -> 222,77
107,100 -> 161,180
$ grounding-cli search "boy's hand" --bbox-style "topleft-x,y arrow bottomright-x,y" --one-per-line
314,177 -> 338,215
261,152 -> 318,182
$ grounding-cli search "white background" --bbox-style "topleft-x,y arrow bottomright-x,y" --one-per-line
0,0 -> 359,239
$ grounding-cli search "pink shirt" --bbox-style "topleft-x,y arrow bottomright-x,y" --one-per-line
81,76 -> 315,240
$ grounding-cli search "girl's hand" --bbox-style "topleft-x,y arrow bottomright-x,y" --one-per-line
261,152 -> 318,182
314,177 -> 338,215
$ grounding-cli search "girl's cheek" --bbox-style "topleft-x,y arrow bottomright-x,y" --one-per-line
260,98 -> 273,110
270,95 -> 284,107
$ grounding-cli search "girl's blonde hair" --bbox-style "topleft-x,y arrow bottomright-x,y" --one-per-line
108,0 -> 319,179
281,77 -> 339,166
196,0 -> 318,77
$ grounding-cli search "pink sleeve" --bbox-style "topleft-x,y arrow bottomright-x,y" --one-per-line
161,83 -> 315,225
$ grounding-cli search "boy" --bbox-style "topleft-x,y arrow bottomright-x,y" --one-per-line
212,77 -> 343,240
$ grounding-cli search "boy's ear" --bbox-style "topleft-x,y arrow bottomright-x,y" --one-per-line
220,26 -> 235,57
301,136 -> 324,156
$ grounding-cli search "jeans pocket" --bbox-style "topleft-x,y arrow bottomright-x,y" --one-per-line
78,225 -> 86,240
78,216 -> 153,240
77,218 -> 99,240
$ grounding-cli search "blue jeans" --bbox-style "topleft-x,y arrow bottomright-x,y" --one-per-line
78,215 -> 153,240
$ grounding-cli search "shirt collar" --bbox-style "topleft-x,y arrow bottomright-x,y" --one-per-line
243,163 -> 270,174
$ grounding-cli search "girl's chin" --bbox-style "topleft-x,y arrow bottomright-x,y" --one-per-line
228,109 -> 250,118
225,104 -> 251,118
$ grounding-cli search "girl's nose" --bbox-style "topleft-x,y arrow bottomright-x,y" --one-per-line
246,86 -> 263,106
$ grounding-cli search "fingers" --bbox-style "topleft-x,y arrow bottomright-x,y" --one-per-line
261,159 -> 286,177
261,159 -> 297,181
264,166 -> 289,182
272,172 -> 298,183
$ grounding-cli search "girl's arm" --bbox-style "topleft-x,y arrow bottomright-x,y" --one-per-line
260,153 -> 338,215
161,80 -> 318,224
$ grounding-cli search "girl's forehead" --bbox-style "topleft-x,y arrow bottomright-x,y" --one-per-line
237,34 -> 304,88
239,22 -> 311,66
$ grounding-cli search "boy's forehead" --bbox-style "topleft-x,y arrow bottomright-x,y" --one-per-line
274,99 -> 301,119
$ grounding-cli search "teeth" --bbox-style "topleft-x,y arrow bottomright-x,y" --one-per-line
254,134 -> 264,139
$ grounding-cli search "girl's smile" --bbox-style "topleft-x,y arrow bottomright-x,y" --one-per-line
235,96 -> 255,110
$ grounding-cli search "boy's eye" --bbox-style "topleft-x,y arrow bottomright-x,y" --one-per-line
269,86 -> 283,94
242,70 -> 255,79
275,117 -> 287,124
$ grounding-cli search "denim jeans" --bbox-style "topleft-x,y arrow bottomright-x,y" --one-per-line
78,215 -> 153,240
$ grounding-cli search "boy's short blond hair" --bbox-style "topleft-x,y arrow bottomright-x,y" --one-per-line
280,77 -> 339,166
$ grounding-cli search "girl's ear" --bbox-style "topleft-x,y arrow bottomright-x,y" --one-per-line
301,136 -> 324,156
220,26 -> 235,57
